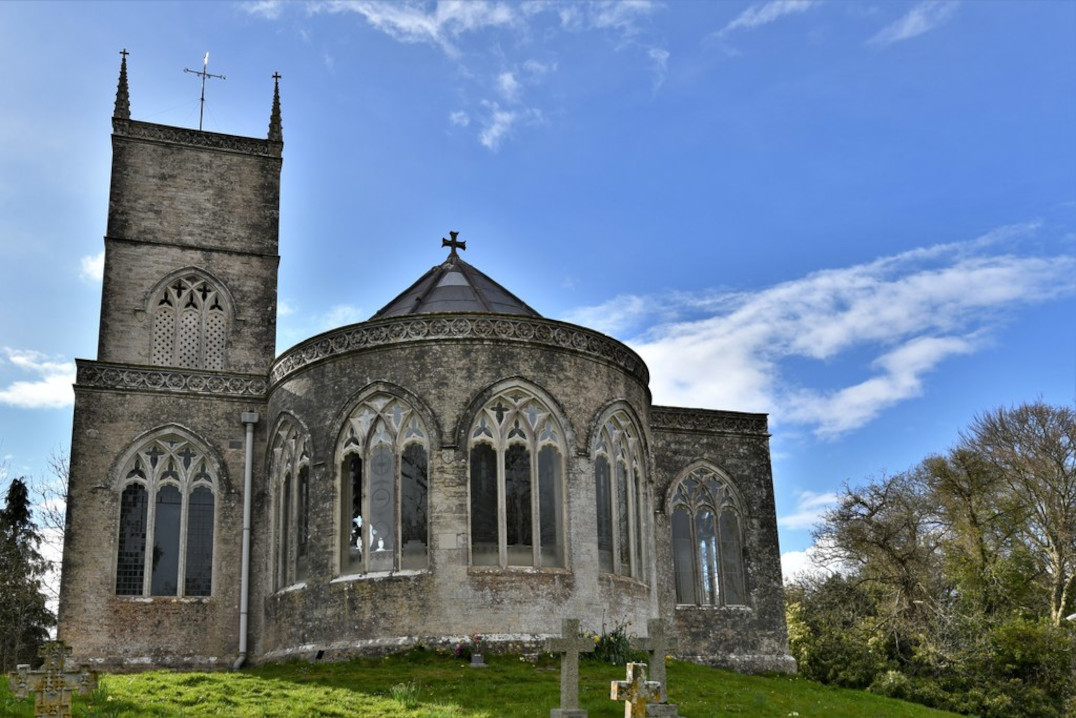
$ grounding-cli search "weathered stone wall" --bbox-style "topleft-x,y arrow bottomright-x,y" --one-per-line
97,122 -> 280,373
251,318 -> 655,660
650,408 -> 795,673
59,113 -> 281,670
58,378 -> 268,669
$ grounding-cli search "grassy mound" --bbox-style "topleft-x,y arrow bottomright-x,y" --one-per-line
1,650 -> 960,717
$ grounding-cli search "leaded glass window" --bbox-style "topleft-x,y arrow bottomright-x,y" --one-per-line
116,485 -> 148,595
592,410 -> 648,580
669,466 -> 747,606
337,392 -> 429,575
270,419 -> 311,589
114,433 -> 216,597
468,389 -> 565,569
150,274 -> 229,370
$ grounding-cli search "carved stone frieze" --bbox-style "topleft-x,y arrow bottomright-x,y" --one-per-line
115,119 -> 281,157
270,315 -> 650,387
650,406 -> 769,436
76,360 -> 267,397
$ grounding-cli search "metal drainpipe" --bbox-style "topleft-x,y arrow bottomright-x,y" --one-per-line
234,410 -> 259,671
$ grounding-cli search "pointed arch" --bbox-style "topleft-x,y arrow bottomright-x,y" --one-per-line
113,426 -> 221,598
667,462 -> 747,606
146,268 -> 235,370
464,379 -> 570,569
333,385 -> 433,576
590,402 -> 650,582
269,414 -> 313,589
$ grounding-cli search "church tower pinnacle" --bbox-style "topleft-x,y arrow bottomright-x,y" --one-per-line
268,72 -> 283,143
113,49 -> 130,121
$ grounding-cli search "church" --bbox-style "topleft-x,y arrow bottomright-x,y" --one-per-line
57,55 -> 794,673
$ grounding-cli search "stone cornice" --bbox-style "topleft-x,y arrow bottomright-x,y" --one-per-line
76,360 -> 267,398
270,315 -> 650,387
113,119 -> 283,158
650,406 -> 769,436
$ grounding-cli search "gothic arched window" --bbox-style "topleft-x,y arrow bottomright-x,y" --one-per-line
469,389 -> 565,569
270,419 -> 311,589
669,466 -> 746,606
337,392 -> 429,575
593,410 -> 648,581
151,274 -> 229,370
115,432 -> 216,597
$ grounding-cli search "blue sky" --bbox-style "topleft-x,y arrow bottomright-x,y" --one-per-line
1,1 -> 1073,579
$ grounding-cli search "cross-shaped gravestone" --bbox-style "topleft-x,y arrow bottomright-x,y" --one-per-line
8,641 -> 97,718
611,662 -> 662,718
632,618 -> 678,704
545,618 -> 595,718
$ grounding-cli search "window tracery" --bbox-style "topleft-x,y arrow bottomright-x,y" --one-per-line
669,466 -> 746,606
114,433 -> 216,597
593,410 -> 648,580
469,389 -> 565,569
270,419 -> 311,589
337,393 -> 429,575
151,274 -> 229,370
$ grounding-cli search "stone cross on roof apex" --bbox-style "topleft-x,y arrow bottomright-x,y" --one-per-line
442,230 -> 466,258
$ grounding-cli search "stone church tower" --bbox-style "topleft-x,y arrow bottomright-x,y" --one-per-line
58,56 -> 794,674
59,54 -> 281,665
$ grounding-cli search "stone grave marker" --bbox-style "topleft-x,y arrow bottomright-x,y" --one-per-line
611,662 -> 662,718
545,617 -> 595,718
632,618 -> 681,716
8,640 -> 97,718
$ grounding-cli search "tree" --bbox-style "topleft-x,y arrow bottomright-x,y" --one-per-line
0,477 -> 55,670
788,402 -> 1076,717
962,402 -> 1076,625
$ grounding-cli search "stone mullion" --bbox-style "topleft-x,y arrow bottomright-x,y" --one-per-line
142,471 -> 158,597
626,458 -> 638,580
611,458 -> 623,577
176,479 -> 190,597
393,444 -> 402,571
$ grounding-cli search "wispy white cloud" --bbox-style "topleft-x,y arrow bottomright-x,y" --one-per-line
79,251 -> 104,282
567,223 -> 1075,438
317,304 -> 366,330
779,490 -> 838,530
868,0 -> 959,48
718,0 -> 818,38
288,1 -> 659,149
477,102 -> 541,151
241,0 -> 285,20
0,349 -> 75,409
277,299 -> 296,317
312,0 -> 518,57
647,48 -> 670,92
497,71 -> 522,102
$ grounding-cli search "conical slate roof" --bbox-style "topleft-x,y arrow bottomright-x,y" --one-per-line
371,249 -> 541,320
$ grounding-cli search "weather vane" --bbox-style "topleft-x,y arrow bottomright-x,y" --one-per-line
184,52 -> 225,131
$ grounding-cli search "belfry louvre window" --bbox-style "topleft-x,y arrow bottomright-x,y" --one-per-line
670,466 -> 746,606
270,419 -> 311,589
337,393 -> 429,574
593,410 -> 648,581
151,274 -> 229,370
469,389 -> 565,569
115,434 -> 216,597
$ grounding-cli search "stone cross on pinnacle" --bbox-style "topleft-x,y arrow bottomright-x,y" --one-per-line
442,231 -> 466,257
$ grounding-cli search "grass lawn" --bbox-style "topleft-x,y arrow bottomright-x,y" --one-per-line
1,650 -> 960,717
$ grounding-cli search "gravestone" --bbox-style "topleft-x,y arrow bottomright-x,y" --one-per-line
8,641 -> 97,718
611,662 -> 661,718
545,617 -> 595,718
632,618 -> 681,717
